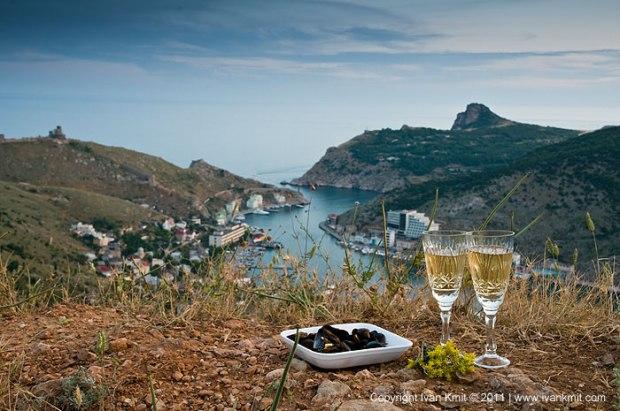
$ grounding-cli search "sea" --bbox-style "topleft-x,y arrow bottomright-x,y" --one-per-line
245,165 -> 381,276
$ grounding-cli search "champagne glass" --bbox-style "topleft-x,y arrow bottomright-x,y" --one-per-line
422,230 -> 468,344
467,230 -> 514,369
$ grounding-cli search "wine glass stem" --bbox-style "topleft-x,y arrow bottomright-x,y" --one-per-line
484,313 -> 497,355
440,309 -> 451,344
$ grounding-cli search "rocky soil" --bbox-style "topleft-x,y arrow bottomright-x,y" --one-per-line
1,305 -> 616,410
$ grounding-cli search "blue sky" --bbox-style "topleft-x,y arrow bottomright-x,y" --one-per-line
1,0 -> 619,178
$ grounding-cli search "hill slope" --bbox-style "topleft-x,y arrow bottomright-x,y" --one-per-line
0,138 -> 302,215
292,104 -> 580,192
350,126 -> 620,269
0,181 -> 164,276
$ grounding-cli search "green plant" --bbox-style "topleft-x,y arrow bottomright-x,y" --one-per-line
57,368 -> 106,410
148,372 -> 158,411
407,340 -> 475,381
271,329 -> 299,410
94,330 -> 109,361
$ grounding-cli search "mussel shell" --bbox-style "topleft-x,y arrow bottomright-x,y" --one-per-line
370,331 -> 386,345
323,324 -> 351,342
353,328 -> 371,340
313,329 -> 325,351
365,340 -> 384,349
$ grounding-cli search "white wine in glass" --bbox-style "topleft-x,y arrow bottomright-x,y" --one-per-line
468,230 -> 514,369
422,230 -> 468,344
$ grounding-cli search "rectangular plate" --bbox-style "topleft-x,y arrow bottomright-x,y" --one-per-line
279,322 -> 413,369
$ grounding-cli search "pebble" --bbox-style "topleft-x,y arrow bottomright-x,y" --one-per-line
339,399 -> 403,410
110,337 -> 131,352
601,353 -> 615,366
265,368 -> 284,381
290,358 -> 308,372
372,384 -> 394,396
172,371 -> 183,381
400,379 -> 426,393
354,369 -> 374,379
312,380 -> 351,405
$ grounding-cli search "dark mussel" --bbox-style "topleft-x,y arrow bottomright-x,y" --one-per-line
370,330 -> 386,345
288,325 -> 389,353
313,329 -> 325,351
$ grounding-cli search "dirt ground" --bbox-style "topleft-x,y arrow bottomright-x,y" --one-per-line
0,305 -> 617,410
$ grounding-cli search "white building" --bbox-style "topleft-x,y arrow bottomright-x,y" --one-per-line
209,224 -> 247,247
387,229 -> 396,247
225,200 -> 239,215
274,193 -> 286,204
215,209 -> 227,226
387,210 -> 439,239
246,194 -> 263,210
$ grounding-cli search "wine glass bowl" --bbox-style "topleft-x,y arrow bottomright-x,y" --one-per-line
422,230 -> 469,345
467,230 -> 514,369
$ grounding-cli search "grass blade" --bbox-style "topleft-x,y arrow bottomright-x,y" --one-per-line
271,329 -> 299,410
479,173 -> 530,230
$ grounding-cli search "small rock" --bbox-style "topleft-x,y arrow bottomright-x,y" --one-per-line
136,404 -> 147,411
76,349 -> 96,363
312,380 -> 351,405
438,401 -> 460,409
339,399 -> 403,410
110,337 -> 131,352
400,379 -> 426,394
87,365 -> 104,382
172,371 -> 183,381
456,371 -> 477,384
155,399 -> 166,410
601,353 -> 615,367
394,367 -> 420,381
31,379 -> 62,399
372,384 -> 394,396
237,339 -> 255,351
290,358 -> 308,372
304,378 -> 318,389
265,368 -> 284,381
33,342 -> 52,355
421,388 -> 436,398
354,369 -> 374,379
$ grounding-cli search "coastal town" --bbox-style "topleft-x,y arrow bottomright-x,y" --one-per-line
320,209 -> 439,259
72,192 -> 300,284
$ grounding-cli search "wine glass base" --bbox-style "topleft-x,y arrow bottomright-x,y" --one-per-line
474,354 -> 510,369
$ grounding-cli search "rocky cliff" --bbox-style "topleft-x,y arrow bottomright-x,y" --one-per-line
292,104 -> 579,193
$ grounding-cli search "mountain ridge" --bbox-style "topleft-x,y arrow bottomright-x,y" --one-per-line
0,136 -> 302,215
344,125 -> 619,271
292,104 -> 580,192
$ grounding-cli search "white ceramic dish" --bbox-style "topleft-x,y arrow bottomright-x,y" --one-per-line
279,322 -> 413,369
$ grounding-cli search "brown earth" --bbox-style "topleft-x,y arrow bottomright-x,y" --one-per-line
1,305 -> 617,410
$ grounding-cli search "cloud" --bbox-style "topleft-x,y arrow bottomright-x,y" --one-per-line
158,54 -> 418,80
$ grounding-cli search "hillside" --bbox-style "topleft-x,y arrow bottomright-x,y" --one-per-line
0,137 -> 303,215
348,126 -> 620,270
291,104 -> 580,192
0,181 -> 163,278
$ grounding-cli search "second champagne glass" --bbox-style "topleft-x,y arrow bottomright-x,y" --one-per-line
467,230 -> 514,369
422,230 -> 468,344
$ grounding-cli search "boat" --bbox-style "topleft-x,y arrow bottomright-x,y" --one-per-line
294,204 -> 305,208
252,209 -> 270,215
